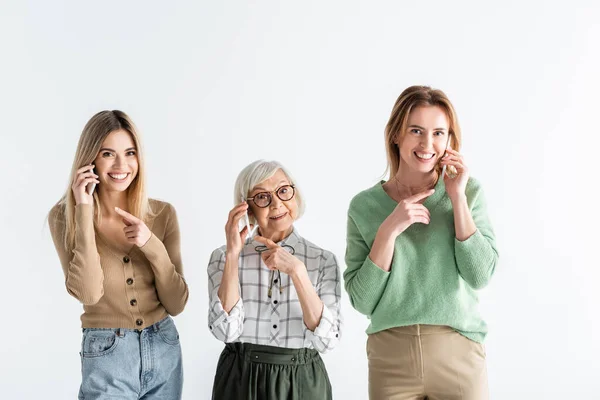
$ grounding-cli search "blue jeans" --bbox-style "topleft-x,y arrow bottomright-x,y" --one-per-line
78,316 -> 183,399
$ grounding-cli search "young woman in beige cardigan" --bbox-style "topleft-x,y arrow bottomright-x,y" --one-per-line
49,110 -> 188,399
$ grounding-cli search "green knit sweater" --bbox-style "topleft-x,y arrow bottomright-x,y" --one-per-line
344,177 -> 498,343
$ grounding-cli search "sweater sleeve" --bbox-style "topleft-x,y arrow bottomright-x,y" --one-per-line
138,204 -> 189,315
343,212 -> 391,316
454,181 -> 499,289
48,204 -> 104,305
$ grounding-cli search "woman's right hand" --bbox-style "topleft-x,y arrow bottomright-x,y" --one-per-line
225,202 -> 252,257
72,165 -> 99,205
381,189 -> 434,236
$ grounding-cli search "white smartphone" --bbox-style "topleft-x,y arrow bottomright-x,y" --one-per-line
86,166 -> 96,195
240,195 -> 256,240
441,139 -> 457,179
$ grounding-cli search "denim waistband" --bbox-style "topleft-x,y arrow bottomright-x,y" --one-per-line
82,316 -> 173,336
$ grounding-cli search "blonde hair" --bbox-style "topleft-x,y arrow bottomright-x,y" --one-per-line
52,110 -> 152,250
384,85 -> 462,179
234,160 -> 306,224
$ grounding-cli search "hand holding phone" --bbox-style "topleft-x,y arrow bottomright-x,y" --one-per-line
441,139 -> 458,179
87,166 -> 97,195
71,164 -> 99,205
240,195 -> 256,241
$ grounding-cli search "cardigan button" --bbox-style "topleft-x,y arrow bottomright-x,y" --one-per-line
136,319 -> 143,326
123,256 -> 130,263
126,278 -> 134,285
130,299 -> 137,306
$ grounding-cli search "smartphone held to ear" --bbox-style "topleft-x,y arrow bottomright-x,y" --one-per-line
240,195 -> 257,240
86,166 -> 96,195
441,139 -> 458,179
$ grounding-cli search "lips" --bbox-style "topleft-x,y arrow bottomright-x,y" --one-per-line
269,212 -> 288,220
414,151 -> 435,160
108,172 -> 130,182
413,151 -> 435,164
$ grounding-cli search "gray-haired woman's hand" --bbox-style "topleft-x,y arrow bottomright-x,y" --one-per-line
225,202 -> 253,257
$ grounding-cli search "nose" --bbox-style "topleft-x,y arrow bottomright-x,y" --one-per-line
420,132 -> 433,149
270,194 -> 283,209
113,155 -> 126,168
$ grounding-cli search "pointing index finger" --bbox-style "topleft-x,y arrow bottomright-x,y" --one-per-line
254,236 -> 278,249
115,207 -> 140,223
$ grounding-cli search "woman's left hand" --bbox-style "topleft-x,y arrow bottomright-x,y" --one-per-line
254,236 -> 304,276
440,148 -> 469,202
115,207 -> 152,247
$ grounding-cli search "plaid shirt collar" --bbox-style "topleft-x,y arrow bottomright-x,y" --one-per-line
249,226 -> 301,250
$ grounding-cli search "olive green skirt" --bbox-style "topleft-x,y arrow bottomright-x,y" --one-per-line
211,342 -> 332,400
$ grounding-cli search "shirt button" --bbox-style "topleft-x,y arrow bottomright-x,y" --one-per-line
136,319 -> 143,326
123,256 -> 130,263
126,278 -> 134,285
130,299 -> 137,306
273,324 -> 278,329
273,300 -> 278,305
273,279 -> 278,284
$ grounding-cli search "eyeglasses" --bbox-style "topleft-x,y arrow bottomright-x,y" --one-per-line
246,185 -> 295,208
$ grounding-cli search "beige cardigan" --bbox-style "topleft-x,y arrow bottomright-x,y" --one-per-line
49,199 -> 188,329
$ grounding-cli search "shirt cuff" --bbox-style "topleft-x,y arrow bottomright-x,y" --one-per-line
209,297 -> 243,330
313,304 -> 340,339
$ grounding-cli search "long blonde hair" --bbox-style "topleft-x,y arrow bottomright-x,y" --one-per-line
384,85 -> 462,179
53,110 -> 152,250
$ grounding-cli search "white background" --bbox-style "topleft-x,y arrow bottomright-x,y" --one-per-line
1,1 -> 599,399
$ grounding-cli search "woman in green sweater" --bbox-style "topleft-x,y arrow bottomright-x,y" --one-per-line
344,85 -> 498,400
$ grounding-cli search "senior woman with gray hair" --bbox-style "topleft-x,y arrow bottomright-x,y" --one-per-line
207,160 -> 342,400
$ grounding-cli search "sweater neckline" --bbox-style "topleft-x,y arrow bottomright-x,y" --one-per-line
375,176 -> 446,211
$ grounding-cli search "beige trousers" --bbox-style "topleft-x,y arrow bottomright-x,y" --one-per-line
367,325 -> 488,400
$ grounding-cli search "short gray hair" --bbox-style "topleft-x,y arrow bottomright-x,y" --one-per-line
234,160 -> 305,223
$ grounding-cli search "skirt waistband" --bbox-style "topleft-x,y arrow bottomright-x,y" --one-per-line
225,342 -> 320,365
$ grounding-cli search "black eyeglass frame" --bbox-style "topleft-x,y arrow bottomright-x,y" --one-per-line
246,185 -> 296,208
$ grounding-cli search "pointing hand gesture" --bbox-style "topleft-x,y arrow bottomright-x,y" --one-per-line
115,207 -> 152,247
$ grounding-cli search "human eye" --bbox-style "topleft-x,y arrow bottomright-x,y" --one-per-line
256,193 -> 270,201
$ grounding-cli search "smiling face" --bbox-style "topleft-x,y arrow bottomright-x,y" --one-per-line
247,169 -> 298,242
396,105 -> 450,175
93,129 -> 139,193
